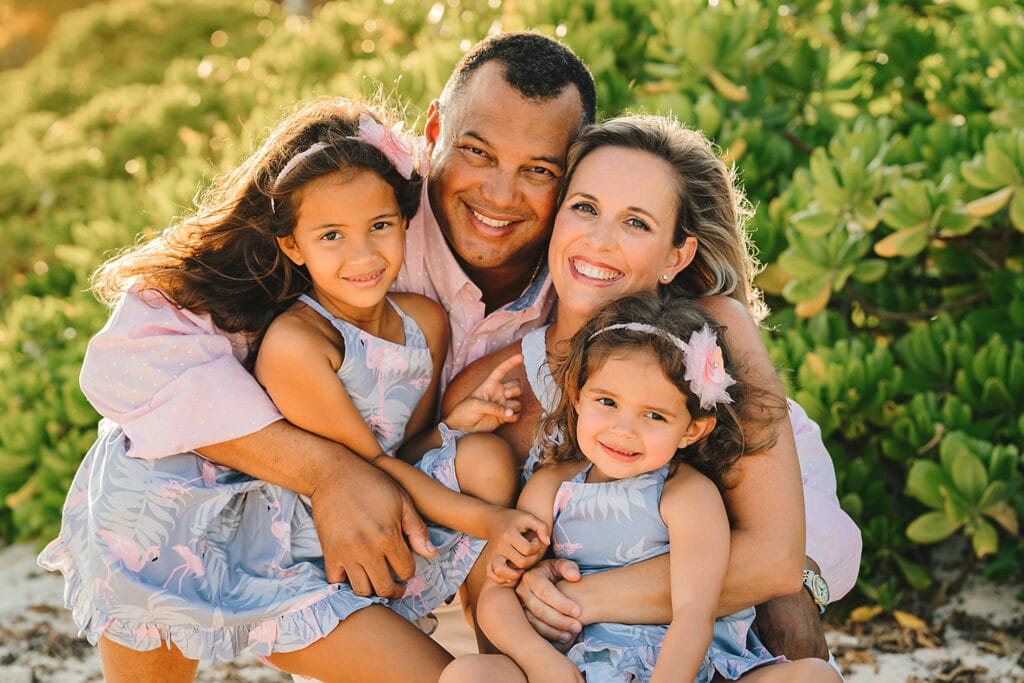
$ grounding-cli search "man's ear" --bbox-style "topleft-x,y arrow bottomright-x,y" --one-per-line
277,235 -> 304,266
424,100 -> 441,157
678,415 -> 716,449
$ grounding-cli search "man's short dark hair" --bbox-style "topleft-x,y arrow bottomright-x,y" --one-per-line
440,32 -> 597,126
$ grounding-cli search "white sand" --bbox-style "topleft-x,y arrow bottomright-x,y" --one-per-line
1,543 -> 1020,681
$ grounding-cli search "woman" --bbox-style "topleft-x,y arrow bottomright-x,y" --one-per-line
443,114 -> 861,662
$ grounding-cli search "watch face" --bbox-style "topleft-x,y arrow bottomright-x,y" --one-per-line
812,575 -> 829,604
803,570 -> 830,607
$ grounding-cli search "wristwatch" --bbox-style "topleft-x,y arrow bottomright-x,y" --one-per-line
802,568 -> 830,614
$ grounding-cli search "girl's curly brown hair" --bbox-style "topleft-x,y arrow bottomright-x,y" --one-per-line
90,97 -> 423,368
536,292 -> 785,489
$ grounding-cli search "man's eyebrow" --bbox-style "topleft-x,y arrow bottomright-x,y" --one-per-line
462,130 -> 564,167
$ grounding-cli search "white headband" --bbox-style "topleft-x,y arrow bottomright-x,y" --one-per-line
588,322 -> 736,409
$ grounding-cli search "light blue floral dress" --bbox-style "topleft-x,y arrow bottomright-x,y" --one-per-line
554,463 -> 785,682
521,325 -> 784,681
38,293 -> 482,663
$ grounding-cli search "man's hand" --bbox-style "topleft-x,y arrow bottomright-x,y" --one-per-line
310,459 -> 434,598
515,558 -> 584,646
753,589 -> 829,660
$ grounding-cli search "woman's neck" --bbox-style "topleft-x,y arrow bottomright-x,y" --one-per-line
547,309 -> 588,353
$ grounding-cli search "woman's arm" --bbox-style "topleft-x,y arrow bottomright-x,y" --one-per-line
650,466 -> 729,683
515,296 -> 807,633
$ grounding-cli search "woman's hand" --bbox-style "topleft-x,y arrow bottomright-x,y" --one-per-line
443,354 -> 524,433
485,507 -> 551,584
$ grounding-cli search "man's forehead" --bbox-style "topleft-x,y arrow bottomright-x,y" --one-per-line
446,62 -> 582,151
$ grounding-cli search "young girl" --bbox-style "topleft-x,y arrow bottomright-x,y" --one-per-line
38,98 -> 546,683
441,293 -> 841,683
251,99 -> 551,641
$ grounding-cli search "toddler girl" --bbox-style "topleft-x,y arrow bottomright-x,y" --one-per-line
442,292 -> 841,683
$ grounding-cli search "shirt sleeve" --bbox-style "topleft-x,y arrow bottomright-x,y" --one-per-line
788,400 -> 863,601
79,289 -> 283,460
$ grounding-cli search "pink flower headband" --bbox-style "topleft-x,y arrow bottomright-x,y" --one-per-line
271,112 -> 423,208
589,322 -> 736,410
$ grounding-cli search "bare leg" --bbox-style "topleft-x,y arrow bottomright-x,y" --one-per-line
726,658 -> 841,682
98,636 -> 199,683
440,653 -> 527,683
454,433 -> 521,507
266,605 -> 452,683
452,433 -> 521,651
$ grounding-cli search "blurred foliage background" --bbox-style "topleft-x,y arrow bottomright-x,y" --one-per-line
0,0 -> 1021,617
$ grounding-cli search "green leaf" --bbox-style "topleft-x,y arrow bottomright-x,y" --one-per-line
874,227 -> 928,258
893,555 -> 932,590
1009,187 -> 1024,232
950,452 -> 988,502
971,518 -> 998,557
905,460 -> 948,509
907,510 -> 961,544
852,259 -> 887,283
985,148 -> 1024,185
982,501 -> 1020,535
791,208 -> 837,237
961,159 -> 1004,190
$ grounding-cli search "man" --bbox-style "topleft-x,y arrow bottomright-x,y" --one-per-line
395,31 -> 858,664
396,32 -> 596,388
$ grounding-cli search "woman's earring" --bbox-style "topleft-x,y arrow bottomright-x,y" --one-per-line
661,274 -> 670,281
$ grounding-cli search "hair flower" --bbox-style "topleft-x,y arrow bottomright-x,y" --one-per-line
681,324 -> 735,410
355,113 -> 417,180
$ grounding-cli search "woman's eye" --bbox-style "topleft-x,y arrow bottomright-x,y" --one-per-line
626,217 -> 651,231
321,231 -> 341,241
644,411 -> 667,422
596,397 -> 616,407
571,201 -> 597,216
371,221 -> 391,232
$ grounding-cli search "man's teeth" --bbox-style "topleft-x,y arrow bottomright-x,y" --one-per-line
472,209 -> 512,228
573,260 -> 619,280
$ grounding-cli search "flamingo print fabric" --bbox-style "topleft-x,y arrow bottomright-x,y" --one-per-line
37,293 -> 483,664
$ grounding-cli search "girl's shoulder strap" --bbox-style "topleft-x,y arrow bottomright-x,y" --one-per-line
297,293 -> 334,321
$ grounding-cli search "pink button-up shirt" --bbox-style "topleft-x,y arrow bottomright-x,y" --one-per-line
394,184 -> 556,390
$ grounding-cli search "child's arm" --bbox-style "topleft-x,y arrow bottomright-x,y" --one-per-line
255,301 -> 544,547
649,464 -> 731,683
478,465 -> 584,683
396,294 -> 524,462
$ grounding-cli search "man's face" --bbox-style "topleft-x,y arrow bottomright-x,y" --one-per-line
426,61 -> 583,279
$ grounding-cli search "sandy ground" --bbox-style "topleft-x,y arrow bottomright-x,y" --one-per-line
0,543 -> 1020,682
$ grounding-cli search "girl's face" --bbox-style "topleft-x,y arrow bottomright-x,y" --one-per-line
573,348 -> 714,483
549,146 -> 697,323
279,170 -> 406,318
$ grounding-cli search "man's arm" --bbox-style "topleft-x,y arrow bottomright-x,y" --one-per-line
196,420 -> 432,598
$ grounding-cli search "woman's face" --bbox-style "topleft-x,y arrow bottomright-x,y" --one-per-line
548,146 -> 695,322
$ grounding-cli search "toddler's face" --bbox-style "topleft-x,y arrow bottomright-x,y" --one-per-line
278,169 -> 405,317
573,348 -> 709,483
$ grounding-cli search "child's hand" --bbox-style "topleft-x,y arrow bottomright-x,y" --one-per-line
443,354 -> 524,433
485,508 -> 550,585
521,648 -> 584,683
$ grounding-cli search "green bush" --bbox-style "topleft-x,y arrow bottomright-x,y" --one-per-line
1,0 -> 1021,610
